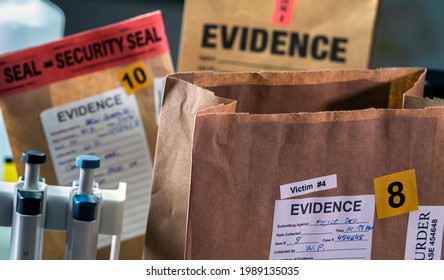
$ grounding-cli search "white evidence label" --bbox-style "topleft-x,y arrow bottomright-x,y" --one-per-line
40,87 -> 153,247
280,174 -> 337,199
405,206 -> 444,260
269,195 -> 375,260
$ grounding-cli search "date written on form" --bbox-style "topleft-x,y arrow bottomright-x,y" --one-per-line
269,195 -> 375,260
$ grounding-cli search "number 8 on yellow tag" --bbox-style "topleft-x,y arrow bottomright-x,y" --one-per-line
373,169 -> 419,219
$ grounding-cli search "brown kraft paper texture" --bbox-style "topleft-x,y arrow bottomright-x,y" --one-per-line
178,0 -> 380,71
0,11 -> 174,259
144,68 -> 444,259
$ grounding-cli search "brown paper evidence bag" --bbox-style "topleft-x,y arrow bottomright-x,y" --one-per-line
178,0 -> 380,71
0,11 -> 174,259
144,68 -> 444,260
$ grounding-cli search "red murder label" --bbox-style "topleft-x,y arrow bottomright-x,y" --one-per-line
272,0 -> 296,26
0,11 -> 170,97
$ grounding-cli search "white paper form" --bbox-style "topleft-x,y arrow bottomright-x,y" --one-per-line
40,87 -> 153,247
269,195 -> 375,260
405,206 -> 444,260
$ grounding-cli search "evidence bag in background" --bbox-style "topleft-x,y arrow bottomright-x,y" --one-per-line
144,68 -> 444,260
178,0 -> 381,72
0,11 -> 174,260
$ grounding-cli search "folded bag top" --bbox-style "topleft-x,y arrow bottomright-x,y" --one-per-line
144,68 -> 444,260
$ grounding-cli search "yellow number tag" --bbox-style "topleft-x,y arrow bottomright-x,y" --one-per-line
373,169 -> 419,219
118,61 -> 152,95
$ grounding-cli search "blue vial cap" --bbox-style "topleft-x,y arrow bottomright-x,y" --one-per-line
72,194 -> 99,222
21,150 -> 46,164
75,155 -> 100,169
